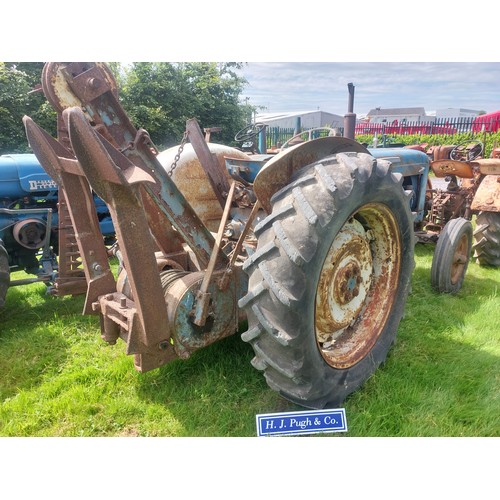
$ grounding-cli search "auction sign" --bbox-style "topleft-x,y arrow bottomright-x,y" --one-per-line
256,408 -> 347,437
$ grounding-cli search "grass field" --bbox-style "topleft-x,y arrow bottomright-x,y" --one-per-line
0,244 -> 499,438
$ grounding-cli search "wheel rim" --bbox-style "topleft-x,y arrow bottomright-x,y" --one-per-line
315,203 -> 401,369
450,232 -> 469,285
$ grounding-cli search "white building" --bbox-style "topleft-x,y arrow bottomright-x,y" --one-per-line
255,110 -> 344,129
436,108 -> 481,119
366,107 -> 434,124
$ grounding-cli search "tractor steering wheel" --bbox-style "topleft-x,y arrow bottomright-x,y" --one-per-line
235,123 -> 266,142
450,140 -> 484,161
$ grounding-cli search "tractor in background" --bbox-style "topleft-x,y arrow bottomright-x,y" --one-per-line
0,152 -> 114,309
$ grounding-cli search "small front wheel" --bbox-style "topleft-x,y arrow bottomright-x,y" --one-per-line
431,218 -> 472,293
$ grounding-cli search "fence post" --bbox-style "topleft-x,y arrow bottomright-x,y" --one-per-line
258,125 -> 267,154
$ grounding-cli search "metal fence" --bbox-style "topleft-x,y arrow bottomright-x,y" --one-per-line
265,126 -> 338,148
354,116 -> 500,136
265,127 -> 296,148
262,115 -> 500,150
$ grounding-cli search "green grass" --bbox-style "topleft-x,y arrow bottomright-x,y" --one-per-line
0,244 -> 499,437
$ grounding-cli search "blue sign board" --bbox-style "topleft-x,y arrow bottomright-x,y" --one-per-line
256,408 -> 347,437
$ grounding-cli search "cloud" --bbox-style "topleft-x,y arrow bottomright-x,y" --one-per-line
238,62 -> 500,115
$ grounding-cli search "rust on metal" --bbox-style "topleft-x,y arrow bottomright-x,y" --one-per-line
450,232 -> 470,285
471,174 -> 500,212
193,181 -> 236,327
42,62 -> 220,269
473,158 -> 500,176
23,115 -> 116,312
316,204 -> 400,370
157,143 -> 252,232
427,145 -> 455,161
52,191 -> 88,297
65,106 -> 176,370
163,268 -> 246,360
430,159 -> 474,178
186,118 -> 231,208
253,137 -> 369,213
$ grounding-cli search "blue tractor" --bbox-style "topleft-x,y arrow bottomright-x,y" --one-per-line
22,62 -> 499,409
0,153 -> 114,308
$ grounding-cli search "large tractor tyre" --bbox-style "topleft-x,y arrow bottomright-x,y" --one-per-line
473,211 -> 500,266
239,152 -> 415,409
431,218 -> 472,294
0,239 -> 10,309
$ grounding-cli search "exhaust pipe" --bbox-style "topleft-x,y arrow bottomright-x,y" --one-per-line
343,82 -> 356,140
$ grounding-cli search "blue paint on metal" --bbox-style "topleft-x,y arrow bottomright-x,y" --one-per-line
0,154 -> 57,198
173,274 -> 239,352
369,148 -> 430,222
225,156 -> 272,183
256,408 -> 347,436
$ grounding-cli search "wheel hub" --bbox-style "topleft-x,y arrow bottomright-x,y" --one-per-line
315,204 -> 401,369
316,218 -> 372,339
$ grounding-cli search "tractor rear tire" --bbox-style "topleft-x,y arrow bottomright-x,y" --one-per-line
431,218 -> 472,293
0,239 -> 10,309
473,211 -> 500,266
239,152 -> 414,409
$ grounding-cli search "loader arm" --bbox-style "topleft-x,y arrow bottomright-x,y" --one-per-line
27,62 -> 240,372
23,116 -> 116,314
42,62 -> 225,269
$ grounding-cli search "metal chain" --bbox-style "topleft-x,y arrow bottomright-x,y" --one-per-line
168,131 -> 189,177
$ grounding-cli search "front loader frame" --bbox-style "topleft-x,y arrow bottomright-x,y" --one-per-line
26,62 -> 248,372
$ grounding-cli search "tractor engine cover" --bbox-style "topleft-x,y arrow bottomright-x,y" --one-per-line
157,144 -> 252,232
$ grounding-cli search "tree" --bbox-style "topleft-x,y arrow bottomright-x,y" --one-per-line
120,62 -> 250,149
0,61 -> 253,155
0,62 -> 56,154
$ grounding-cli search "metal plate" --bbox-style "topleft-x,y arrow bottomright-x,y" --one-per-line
253,137 -> 369,212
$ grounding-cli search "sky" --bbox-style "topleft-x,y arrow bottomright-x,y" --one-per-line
237,62 -> 500,117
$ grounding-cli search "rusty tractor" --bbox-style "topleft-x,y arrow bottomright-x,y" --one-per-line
22,62 -> 495,409
407,140 -> 500,292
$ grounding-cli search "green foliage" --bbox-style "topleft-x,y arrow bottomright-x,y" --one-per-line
0,61 -> 251,154
119,62 -> 249,149
0,62 -> 56,155
356,131 -> 500,157
0,245 -> 499,437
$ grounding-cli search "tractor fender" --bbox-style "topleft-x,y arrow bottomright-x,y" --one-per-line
253,136 -> 369,213
471,173 -> 500,212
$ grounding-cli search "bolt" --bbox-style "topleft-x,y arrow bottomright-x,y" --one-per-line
88,77 -> 101,89
159,340 -> 170,350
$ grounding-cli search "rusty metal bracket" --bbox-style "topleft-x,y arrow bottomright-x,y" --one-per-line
41,62 -> 226,270
193,181 -> 236,326
23,115 -> 116,314
65,106 -> 177,371
186,118 -> 231,209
